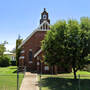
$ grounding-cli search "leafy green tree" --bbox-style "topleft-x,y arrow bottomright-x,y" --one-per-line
42,21 -> 69,73
0,41 -> 8,56
42,20 -> 89,79
80,17 -> 90,53
80,17 -> 90,31
0,55 -> 10,67
16,35 -> 23,67
66,20 -> 89,79
88,31 -> 90,53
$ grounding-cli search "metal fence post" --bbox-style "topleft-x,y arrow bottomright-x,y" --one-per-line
17,67 -> 19,90
78,74 -> 80,90
40,60 -> 42,90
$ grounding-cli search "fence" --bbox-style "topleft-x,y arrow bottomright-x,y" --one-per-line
0,67 -> 25,90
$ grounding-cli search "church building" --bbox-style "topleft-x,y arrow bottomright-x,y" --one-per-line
19,8 -> 71,74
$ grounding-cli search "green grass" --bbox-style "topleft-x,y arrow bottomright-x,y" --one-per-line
39,71 -> 90,90
0,66 -> 24,90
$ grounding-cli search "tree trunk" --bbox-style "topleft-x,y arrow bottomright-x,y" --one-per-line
51,66 -> 53,75
73,67 -> 77,80
54,65 -> 57,74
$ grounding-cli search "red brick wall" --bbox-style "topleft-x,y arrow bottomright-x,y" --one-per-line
19,31 -> 46,72
19,30 -> 72,73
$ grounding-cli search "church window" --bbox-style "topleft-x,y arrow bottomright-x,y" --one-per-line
44,66 -> 49,70
19,56 -> 24,59
37,62 -> 40,65
29,49 -> 33,61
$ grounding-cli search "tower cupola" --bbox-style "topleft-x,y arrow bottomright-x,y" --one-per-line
39,8 -> 50,30
40,8 -> 50,24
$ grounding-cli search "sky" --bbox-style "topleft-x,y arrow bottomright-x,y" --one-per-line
0,0 -> 90,51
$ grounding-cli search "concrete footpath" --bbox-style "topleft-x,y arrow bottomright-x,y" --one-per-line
20,72 -> 39,90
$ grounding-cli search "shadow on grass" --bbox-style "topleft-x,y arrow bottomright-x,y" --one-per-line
13,70 -> 17,73
9,67 -> 17,69
40,77 -> 90,90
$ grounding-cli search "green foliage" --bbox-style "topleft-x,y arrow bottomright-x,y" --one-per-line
42,20 -> 67,66
0,41 -> 8,56
11,61 -> 16,66
88,31 -> 90,53
42,19 -> 90,79
0,55 -> 10,67
0,44 -> 6,56
85,54 -> 90,64
16,36 -> 23,66
80,17 -> 90,31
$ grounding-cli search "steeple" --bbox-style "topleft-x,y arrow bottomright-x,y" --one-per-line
40,8 -> 50,24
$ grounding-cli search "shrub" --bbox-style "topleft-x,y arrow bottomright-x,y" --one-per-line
0,55 -> 10,67
11,61 -> 16,66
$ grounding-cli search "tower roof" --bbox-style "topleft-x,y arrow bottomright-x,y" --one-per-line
40,8 -> 50,24
41,8 -> 48,14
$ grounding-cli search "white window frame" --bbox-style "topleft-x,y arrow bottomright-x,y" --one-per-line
37,62 -> 40,66
19,56 -> 24,59
44,66 -> 49,71
21,50 -> 25,53
29,61 -> 33,63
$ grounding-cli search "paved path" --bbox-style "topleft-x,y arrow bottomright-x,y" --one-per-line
20,72 -> 39,90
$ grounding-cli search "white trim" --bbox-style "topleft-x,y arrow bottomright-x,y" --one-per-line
19,56 -> 24,59
44,66 -> 49,70
29,61 -> 33,63
21,50 -> 25,53
38,21 -> 50,30
34,49 -> 42,58
18,21 -> 50,49
37,62 -> 40,65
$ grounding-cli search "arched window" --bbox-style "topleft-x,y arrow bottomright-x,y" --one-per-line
29,49 -> 33,61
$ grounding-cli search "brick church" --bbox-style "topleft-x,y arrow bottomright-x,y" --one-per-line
19,8 -> 71,74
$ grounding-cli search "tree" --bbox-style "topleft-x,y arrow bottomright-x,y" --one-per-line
80,17 -> 90,31
65,20 -> 89,79
0,41 -> 8,56
42,20 -> 89,79
42,21 -> 69,73
0,55 -> 10,67
16,35 -> 23,67
80,17 -> 90,53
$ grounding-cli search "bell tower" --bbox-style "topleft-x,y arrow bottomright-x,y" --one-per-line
40,8 -> 50,24
39,8 -> 50,30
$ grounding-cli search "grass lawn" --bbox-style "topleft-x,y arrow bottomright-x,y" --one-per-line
0,66 -> 24,90
39,71 -> 90,90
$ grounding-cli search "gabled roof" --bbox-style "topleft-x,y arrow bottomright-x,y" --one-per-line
4,51 -> 13,55
38,20 -> 50,29
18,21 -> 50,48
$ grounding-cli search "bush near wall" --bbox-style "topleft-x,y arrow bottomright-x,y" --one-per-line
11,61 -> 16,66
0,55 -> 10,67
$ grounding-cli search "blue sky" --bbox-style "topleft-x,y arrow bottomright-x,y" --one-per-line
0,0 -> 90,51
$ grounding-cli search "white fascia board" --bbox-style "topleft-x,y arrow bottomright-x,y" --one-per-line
34,49 -> 42,58
18,21 -> 50,49
38,21 -> 50,29
18,29 -> 46,49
